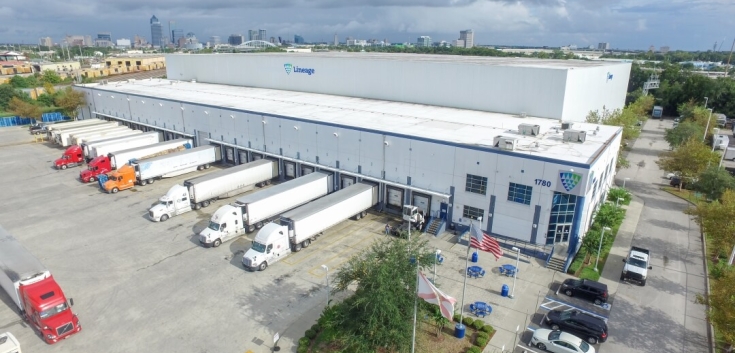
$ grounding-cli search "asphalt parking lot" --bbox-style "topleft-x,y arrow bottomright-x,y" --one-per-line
0,126 -> 389,353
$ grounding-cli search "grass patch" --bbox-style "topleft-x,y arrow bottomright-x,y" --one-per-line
579,266 -> 601,281
662,186 -> 703,204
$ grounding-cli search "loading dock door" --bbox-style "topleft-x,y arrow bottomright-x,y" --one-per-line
302,165 -> 314,175
341,175 -> 356,188
386,186 -> 404,212
237,150 -> 248,165
412,193 -> 431,216
284,162 -> 296,179
252,153 -> 263,160
224,147 -> 235,165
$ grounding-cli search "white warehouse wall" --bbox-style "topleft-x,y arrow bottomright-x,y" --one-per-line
562,63 -> 631,122
166,54 -> 629,122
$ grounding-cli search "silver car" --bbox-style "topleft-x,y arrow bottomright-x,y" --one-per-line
530,329 -> 595,353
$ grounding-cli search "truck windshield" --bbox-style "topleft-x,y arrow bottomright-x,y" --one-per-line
628,257 -> 647,268
159,200 -> 172,206
39,302 -> 69,319
251,241 -> 266,253
208,221 -> 221,231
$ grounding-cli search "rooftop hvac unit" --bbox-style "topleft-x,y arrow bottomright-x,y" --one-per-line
493,135 -> 517,151
518,123 -> 540,136
563,130 -> 587,143
561,122 -> 573,130
519,112 -> 527,118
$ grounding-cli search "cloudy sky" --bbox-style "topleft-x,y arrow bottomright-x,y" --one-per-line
1,0 -> 734,50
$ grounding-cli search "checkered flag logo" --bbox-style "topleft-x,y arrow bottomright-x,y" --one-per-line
559,172 -> 582,192
284,63 -> 293,75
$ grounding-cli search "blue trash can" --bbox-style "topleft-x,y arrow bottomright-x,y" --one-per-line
471,251 -> 478,263
501,284 -> 509,297
454,323 -> 466,338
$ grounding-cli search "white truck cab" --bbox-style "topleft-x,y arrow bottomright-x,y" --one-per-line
242,223 -> 291,271
198,205 -> 246,247
621,246 -> 652,286
149,185 -> 193,222
0,332 -> 21,353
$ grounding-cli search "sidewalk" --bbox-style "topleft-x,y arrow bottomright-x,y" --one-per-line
598,197 -> 644,298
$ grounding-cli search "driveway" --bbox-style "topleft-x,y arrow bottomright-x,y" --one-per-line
606,118 -> 709,353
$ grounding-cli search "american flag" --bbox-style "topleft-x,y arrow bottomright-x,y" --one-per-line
469,224 -> 504,260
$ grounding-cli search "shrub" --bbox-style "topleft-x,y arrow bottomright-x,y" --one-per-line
297,345 -> 308,353
311,323 -> 320,333
305,329 -> 316,339
607,187 -> 631,205
453,313 -> 462,323
467,347 -> 482,353
299,337 -> 310,347
568,256 -> 584,274
475,336 -> 488,347
480,324 -> 494,334
462,317 -> 474,326
476,332 -> 489,340
471,319 -> 484,330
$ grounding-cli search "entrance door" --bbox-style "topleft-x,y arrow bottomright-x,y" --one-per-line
439,202 -> 448,221
554,224 -> 572,243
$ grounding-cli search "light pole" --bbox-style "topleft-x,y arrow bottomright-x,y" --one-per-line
594,227 -> 612,272
704,96 -> 709,109
712,128 -> 721,152
321,265 -> 329,307
622,177 -> 630,189
433,249 -> 441,283
616,197 -> 624,208
703,108 -> 713,142
508,247 -> 520,299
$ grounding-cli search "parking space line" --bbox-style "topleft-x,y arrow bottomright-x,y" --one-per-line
541,296 -> 609,322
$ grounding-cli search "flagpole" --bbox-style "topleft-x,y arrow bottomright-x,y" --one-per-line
458,218 -> 477,337
409,212 -> 418,353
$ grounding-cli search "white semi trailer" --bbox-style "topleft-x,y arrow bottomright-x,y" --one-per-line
148,159 -> 279,222
83,132 -> 161,161
242,182 -> 377,271
198,171 -> 334,247
72,127 -> 137,146
46,119 -> 108,139
55,122 -> 119,145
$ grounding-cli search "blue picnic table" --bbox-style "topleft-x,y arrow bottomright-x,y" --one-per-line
467,266 -> 485,278
469,301 -> 492,317
499,264 -> 517,277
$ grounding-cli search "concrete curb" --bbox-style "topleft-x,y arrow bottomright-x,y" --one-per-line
598,197 -> 644,298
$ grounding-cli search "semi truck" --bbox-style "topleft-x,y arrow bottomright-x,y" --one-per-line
101,144 -> 220,193
80,137 -> 187,183
242,182 -> 377,271
71,127 -> 136,146
54,130 -> 141,170
0,332 -> 21,353
46,119 -> 107,139
621,246 -> 652,286
0,225 -> 82,344
82,131 -> 158,161
55,122 -> 120,146
198,171 -> 334,247
652,106 -> 663,119
149,159 -> 279,222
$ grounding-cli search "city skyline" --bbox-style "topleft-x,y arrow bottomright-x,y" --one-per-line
1,0 -> 734,50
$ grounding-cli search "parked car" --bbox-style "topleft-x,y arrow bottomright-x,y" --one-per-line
545,310 -> 608,344
670,177 -> 696,189
560,279 -> 608,305
28,122 -> 49,135
530,329 -> 595,353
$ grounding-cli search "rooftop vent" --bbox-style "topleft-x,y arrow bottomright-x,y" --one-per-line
518,123 -> 540,136
493,135 -> 517,151
561,122 -> 573,130
519,112 -> 527,118
563,129 -> 587,143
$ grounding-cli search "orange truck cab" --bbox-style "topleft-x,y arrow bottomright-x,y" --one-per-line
100,164 -> 136,193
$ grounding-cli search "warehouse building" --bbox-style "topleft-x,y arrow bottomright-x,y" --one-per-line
75,53 -> 629,269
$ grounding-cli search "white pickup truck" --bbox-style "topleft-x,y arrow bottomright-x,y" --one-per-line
621,246 -> 652,286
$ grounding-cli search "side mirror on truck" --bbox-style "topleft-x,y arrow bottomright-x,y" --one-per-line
648,266 -> 653,270
621,259 -> 626,263
70,298 -> 74,306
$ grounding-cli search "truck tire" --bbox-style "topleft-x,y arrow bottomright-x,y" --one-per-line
247,225 -> 255,233
213,239 -> 222,247
61,164 -> 68,170
202,200 -> 210,207
640,279 -> 646,286
256,221 -> 263,229
258,262 -> 267,271
112,187 -> 119,194
361,211 -> 367,218
302,239 -> 311,248
193,203 -> 201,210
355,213 -> 362,220
160,214 -> 169,222
149,178 -> 155,184
265,179 -> 271,185
204,164 -> 210,169
294,243 -> 302,252
139,179 -> 147,186
89,176 -> 96,182
197,165 -> 203,171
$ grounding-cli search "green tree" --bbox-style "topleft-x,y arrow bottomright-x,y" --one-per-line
702,267 -> 735,353
580,229 -> 602,264
693,166 -> 735,201
664,121 -> 704,148
0,84 -> 26,110
327,237 -> 437,352
8,97 -> 42,120
591,203 -> 624,230
657,138 -> 720,190
40,70 -> 62,84
55,87 -> 86,120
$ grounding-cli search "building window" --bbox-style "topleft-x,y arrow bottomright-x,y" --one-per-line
507,183 -> 532,205
465,174 -> 487,195
462,205 -> 484,221
546,192 -> 578,245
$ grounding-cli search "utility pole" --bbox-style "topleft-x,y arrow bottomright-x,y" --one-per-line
726,38 -> 735,77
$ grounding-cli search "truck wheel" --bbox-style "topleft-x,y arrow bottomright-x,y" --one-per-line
140,179 -> 147,186
640,279 -> 646,286
355,213 -> 362,220
213,239 -> 222,247
160,214 -> 169,222
204,164 -> 210,169
294,243 -> 302,252
193,203 -> 201,210
247,225 -> 255,233
302,239 -> 311,248
197,165 -> 202,171
565,289 -> 573,297
112,187 -> 119,194
89,176 -> 96,182
361,211 -> 367,218
202,200 -> 210,207
61,164 -> 68,170
258,262 -> 267,271
265,179 -> 271,185
256,222 -> 263,229
149,178 -> 155,184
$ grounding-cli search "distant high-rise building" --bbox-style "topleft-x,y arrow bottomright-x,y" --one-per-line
334,34 -> 338,46
416,36 -> 431,47
648,45 -> 655,52
258,29 -> 266,41
172,29 -> 184,46
660,46 -> 670,54
133,34 -> 148,48
40,37 -> 53,47
116,39 -> 131,48
228,34 -> 244,45
209,36 -> 221,45
459,30 -> 474,48
248,30 -> 258,41
64,35 -> 90,47
150,15 -> 163,47
270,37 -> 278,44
452,39 -> 465,48
597,42 -> 610,50
97,32 -> 112,41
294,35 -> 305,44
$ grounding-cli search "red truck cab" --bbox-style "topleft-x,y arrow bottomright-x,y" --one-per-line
80,156 -> 112,183
21,275 -> 82,344
54,145 -> 84,170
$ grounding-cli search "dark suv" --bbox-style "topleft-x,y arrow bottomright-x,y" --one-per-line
560,278 -> 608,305
545,309 -> 608,344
